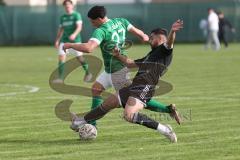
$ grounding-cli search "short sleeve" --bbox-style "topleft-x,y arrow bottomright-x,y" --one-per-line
160,43 -> 173,55
75,12 -> 82,24
121,18 -> 133,31
89,28 -> 105,45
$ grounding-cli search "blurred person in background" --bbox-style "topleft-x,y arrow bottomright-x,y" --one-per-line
53,0 -> 92,83
199,19 -> 208,39
218,11 -> 236,48
205,8 -> 220,51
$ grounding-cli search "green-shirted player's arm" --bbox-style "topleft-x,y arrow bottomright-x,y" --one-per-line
129,26 -> 149,42
55,27 -> 64,48
121,18 -> 149,42
55,16 -> 64,48
69,22 -> 82,41
63,27 -> 105,53
69,13 -> 83,41
63,40 -> 98,53
112,47 -> 138,68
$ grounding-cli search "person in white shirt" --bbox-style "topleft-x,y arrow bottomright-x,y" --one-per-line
205,8 -> 220,51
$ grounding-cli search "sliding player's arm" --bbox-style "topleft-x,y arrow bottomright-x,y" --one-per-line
112,47 -> 138,68
54,27 -> 64,48
166,19 -> 183,48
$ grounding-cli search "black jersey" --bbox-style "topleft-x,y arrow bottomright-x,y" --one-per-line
118,43 -> 173,107
132,43 -> 173,87
219,18 -> 233,34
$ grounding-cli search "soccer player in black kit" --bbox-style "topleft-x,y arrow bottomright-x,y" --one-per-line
71,20 -> 183,143
218,12 -> 235,48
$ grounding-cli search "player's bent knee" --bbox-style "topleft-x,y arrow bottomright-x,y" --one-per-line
123,110 -> 135,123
76,56 -> 84,63
58,55 -> 66,62
91,83 -> 104,96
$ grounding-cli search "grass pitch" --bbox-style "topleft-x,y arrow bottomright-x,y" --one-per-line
0,44 -> 239,160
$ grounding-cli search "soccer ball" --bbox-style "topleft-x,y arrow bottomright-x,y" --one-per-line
78,124 -> 97,140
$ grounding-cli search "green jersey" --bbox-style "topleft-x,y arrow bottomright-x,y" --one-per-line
60,11 -> 82,43
90,18 -> 133,73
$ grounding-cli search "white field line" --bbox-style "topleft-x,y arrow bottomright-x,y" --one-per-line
0,115 -> 238,130
0,84 -> 39,97
0,83 -> 238,101
0,126 -> 239,141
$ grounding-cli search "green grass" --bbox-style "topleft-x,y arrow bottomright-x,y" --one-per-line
0,44 -> 240,160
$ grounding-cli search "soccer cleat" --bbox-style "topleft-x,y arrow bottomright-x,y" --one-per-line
83,73 -> 93,82
163,124 -> 177,143
70,113 -> 87,132
52,79 -> 64,84
168,104 -> 181,125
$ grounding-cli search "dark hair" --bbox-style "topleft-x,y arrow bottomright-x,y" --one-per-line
208,8 -> 214,12
217,11 -> 223,15
63,0 -> 73,6
150,28 -> 168,36
88,6 -> 106,20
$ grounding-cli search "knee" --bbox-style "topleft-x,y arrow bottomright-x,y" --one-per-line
58,55 -> 66,62
76,56 -> 84,63
123,110 -> 135,123
91,83 -> 103,96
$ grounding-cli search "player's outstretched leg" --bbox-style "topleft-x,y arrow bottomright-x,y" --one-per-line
124,97 -> 177,143
146,100 -> 181,125
89,82 -> 105,126
70,93 -> 119,131
129,112 -> 177,143
70,113 -> 87,132
71,82 -> 105,129
168,104 -> 181,125
146,99 -> 170,113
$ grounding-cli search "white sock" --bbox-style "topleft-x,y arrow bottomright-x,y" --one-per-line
157,123 -> 170,135
74,117 -> 86,126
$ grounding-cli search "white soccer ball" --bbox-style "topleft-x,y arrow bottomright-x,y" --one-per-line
78,124 -> 97,140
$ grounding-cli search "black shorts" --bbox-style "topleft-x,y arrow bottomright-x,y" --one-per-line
118,84 -> 154,108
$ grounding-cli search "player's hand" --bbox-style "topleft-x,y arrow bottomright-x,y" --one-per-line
172,19 -> 184,32
69,34 -> 76,41
63,43 -> 71,53
231,28 -> 236,33
54,40 -> 60,49
142,34 -> 149,42
112,46 -> 120,57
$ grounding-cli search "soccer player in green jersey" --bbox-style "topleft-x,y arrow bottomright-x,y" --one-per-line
64,6 -> 181,126
53,0 -> 91,83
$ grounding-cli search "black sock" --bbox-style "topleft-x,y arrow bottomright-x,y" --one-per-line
84,104 -> 108,122
132,112 -> 159,130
